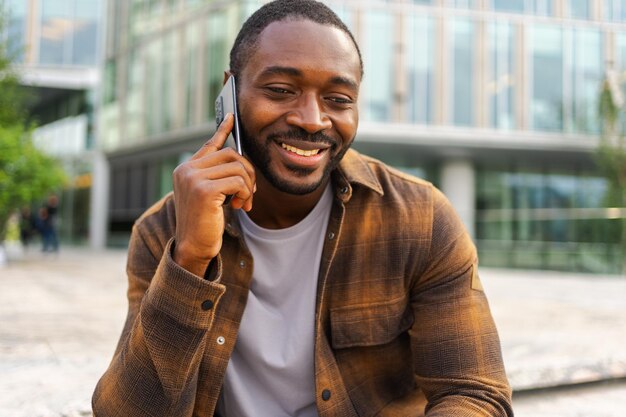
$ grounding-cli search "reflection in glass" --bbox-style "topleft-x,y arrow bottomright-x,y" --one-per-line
565,29 -> 602,134
145,40 -> 163,136
475,168 -> 621,273
38,0 -> 100,66
605,0 -> 626,21
184,23 -> 200,127
493,0 -> 524,13
488,22 -> 515,129
362,11 -> 393,122
447,0 -> 475,8
615,34 -> 626,131
206,12 -> 228,121
532,0 -> 553,16
103,60 -> 116,104
162,31 -> 176,131
72,1 -> 99,65
126,49 -> 144,141
450,18 -> 474,126
5,0 -> 27,61
530,25 -> 562,132
406,15 -> 434,124
566,0 -> 589,19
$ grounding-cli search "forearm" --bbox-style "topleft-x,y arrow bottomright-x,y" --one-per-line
93,239 -> 226,416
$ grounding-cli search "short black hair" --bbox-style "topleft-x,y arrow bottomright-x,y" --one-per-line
229,0 -> 363,78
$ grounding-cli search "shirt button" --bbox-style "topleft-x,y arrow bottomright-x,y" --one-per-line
217,336 -> 226,345
201,300 -> 214,311
239,260 -> 246,268
322,389 -> 331,401
327,232 -> 335,240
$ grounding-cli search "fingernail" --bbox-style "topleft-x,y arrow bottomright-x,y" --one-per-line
253,183 -> 257,193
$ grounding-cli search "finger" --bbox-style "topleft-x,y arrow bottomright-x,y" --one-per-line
204,176 -> 254,204
194,161 -> 256,195
190,150 -> 257,190
190,113 -> 234,161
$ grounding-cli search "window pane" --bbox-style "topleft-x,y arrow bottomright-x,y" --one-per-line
72,0 -> 100,65
488,22 -> 515,129
566,0 -> 589,19
451,18 -> 475,126
606,0 -> 626,21
362,11 -> 393,122
206,11 -> 228,122
161,31 -> 177,131
566,29 -> 602,134
447,0 -> 476,8
5,0 -> 27,61
184,22 -> 200,127
532,0 -> 553,16
406,15 -> 434,124
145,39 -> 163,135
39,0 -> 72,64
530,25 -> 563,132
126,49 -> 144,140
493,0 -> 524,13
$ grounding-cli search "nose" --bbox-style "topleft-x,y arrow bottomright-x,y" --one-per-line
286,93 -> 332,133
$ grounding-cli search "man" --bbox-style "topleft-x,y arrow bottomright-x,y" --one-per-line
93,1 -> 513,416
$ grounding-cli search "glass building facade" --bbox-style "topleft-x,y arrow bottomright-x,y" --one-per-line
3,0 -> 103,245
99,0 -> 625,273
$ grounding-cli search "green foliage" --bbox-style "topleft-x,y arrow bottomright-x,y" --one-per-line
0,4 -> 26,126
597,76 -> 626,274
0,5 -> 66,241
0,124 -> 67,240
597,79 -> 626,207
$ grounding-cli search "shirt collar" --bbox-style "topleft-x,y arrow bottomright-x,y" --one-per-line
335,148 -> 384,197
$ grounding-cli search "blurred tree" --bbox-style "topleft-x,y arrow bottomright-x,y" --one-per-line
0,6 -> 66,243
597,68 -> 626,275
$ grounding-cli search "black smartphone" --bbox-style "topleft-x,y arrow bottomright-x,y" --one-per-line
215,75 -> 243,205
215,75 -> 243,155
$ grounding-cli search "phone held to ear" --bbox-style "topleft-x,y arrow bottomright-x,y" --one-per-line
215,75 -> 243,155
215,75 -> 244,205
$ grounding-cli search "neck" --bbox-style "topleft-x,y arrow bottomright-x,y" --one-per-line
246,174 -> 329,229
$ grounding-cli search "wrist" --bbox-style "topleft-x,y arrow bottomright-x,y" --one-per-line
172,241 -> 213,277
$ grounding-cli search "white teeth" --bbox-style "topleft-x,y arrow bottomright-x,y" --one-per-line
281,143 -> 321,156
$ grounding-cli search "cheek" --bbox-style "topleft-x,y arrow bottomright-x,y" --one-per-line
239,99 -> 282,133
335,111 -> 359,145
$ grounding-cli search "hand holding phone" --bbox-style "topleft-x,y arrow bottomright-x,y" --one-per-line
215,75 -> 244,205
171,76 -> 255,276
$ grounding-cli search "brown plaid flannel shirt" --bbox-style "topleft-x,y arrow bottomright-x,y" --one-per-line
93,149 -> 513,417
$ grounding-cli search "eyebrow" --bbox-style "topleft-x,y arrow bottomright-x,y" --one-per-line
259,66 -> 359,91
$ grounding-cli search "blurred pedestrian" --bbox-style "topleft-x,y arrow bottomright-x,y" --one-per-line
19,207 -> 38,249
41,195 -> 59,253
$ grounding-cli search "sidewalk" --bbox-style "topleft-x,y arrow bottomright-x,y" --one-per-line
0,247 -> 625,416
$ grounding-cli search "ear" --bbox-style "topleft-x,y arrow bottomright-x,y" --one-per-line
223,70 -> 233,84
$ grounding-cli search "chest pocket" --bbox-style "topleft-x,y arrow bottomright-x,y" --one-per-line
330,295 -> 414,349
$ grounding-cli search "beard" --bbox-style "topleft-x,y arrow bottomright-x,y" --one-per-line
239,122 -> 352,195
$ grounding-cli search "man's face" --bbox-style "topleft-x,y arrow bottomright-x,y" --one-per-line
236,19 -> 361,195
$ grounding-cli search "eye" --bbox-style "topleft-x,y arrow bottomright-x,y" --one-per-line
266,86 -> 292,95
326,95 -> 354,106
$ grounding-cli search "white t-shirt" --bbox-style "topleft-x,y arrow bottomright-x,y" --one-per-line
216,184 -> 333,417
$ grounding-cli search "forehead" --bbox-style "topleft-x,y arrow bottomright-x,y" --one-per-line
241,19 -> 361,83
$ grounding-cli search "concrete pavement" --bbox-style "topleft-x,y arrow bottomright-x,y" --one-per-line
0,247 -> 625,416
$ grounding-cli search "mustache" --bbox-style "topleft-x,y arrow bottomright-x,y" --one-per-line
267,128 -> 337,147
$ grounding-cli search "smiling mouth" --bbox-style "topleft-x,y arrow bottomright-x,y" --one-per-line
281,143 -> 323,157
